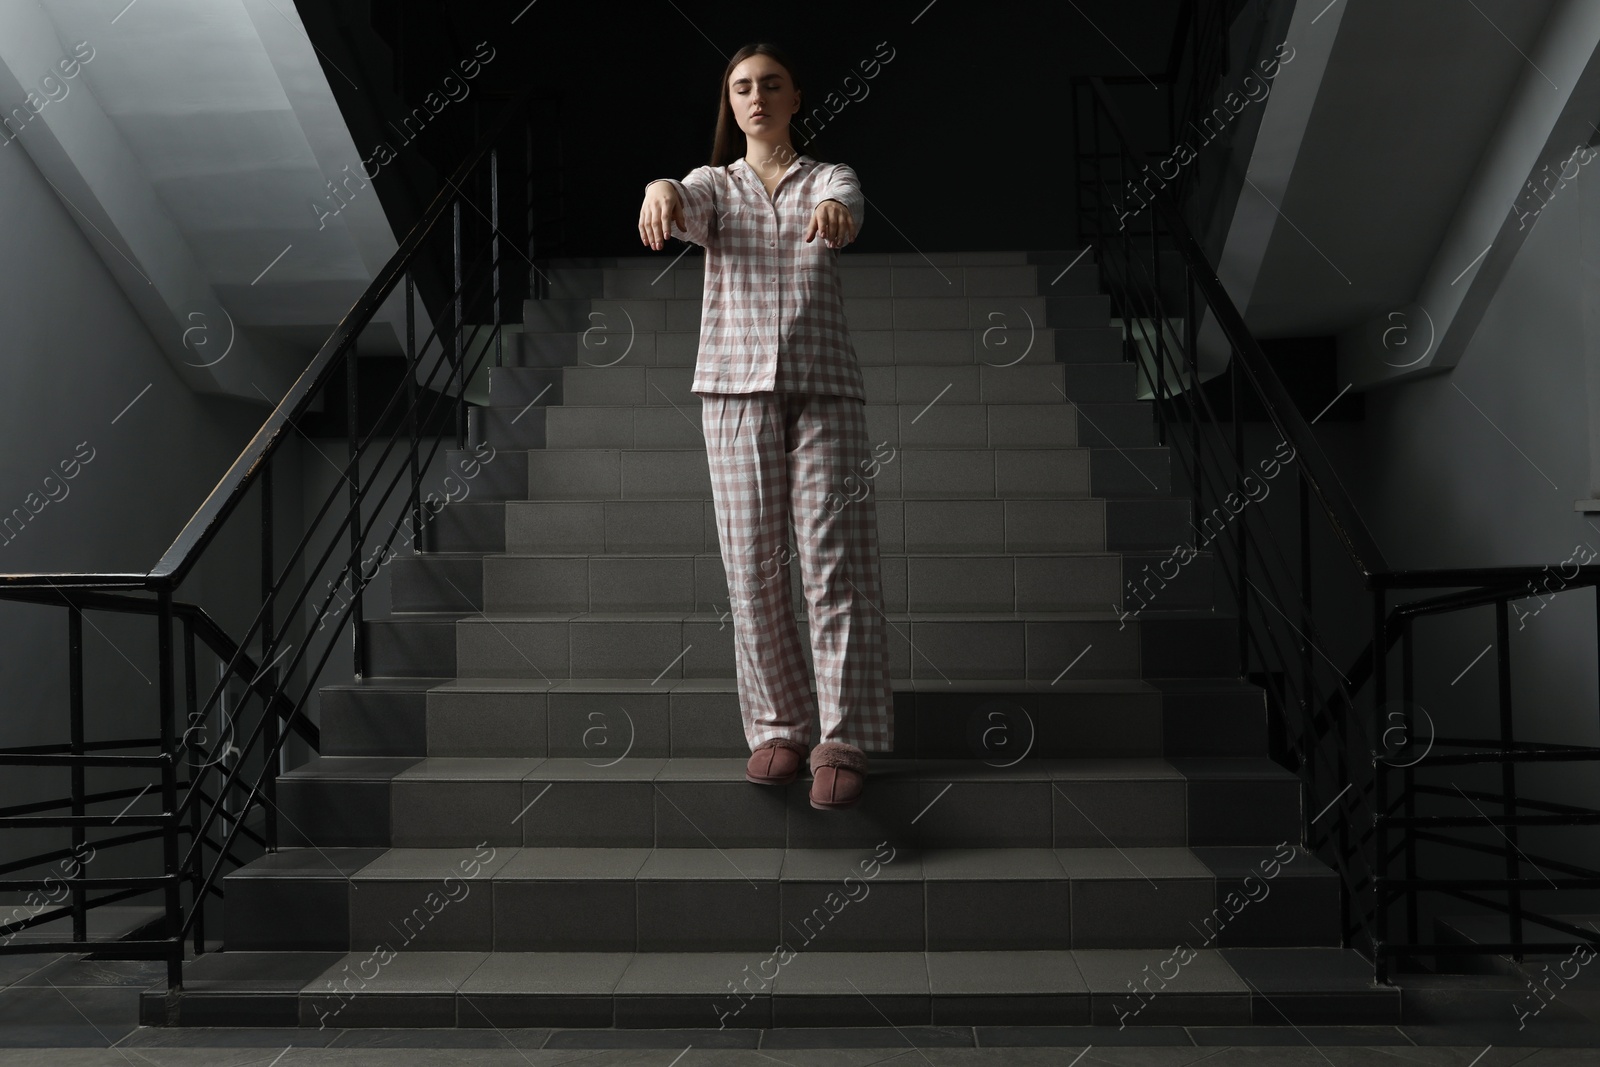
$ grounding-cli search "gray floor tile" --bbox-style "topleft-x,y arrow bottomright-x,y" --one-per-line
780,847 -> 924,881
771,951 -> 929,994
926,950 -> 1088,994
635,848 -> 784,880
615,952 -> 771,994
302,951 -> 488,994
115,1025 -> 342,1047
1186,1024 -> 1411,1045
1073,948 -> 1248,995
458,952 -> 632,994
920,847 -> 1068,879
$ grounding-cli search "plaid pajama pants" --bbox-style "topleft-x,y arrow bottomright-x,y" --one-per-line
699,391 -> 894,754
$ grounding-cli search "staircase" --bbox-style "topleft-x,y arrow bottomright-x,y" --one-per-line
146,250 -> 1397,1029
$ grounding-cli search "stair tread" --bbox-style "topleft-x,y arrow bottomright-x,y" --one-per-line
281,754 -> 1295,782
326,675 -> 1260,693
380,609 -> 1233,622
406,549 -> 1212,560
228,843 -> 1334,883
148,945 -> 1391,1000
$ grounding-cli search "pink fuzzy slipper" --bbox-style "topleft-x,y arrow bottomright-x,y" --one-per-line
808,741 -> 868,810
746,737 -> 810,785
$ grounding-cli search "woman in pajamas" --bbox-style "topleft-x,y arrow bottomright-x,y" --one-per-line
638,42 -> 892,810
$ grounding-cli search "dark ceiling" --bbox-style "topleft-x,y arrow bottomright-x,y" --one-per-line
295,0 -> 1189,258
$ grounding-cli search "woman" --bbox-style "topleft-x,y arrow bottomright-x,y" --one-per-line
638,42 -> 892,810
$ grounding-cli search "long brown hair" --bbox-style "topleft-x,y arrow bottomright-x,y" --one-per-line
709,43 -> 815,167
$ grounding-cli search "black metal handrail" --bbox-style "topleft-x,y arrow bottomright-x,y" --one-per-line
0,84 -> 537,996
1074,70 -> 1600,983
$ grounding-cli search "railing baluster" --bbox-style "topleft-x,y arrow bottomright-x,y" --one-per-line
67,601 -> 85,944
1496,598 -> 1523,960
261,463 -> 277,849
347,342 -> 364,681
526,116 -> 536,297
492,145 -> 502,368
406,271 -> 422,548
1402,615 -> 1418,950
182,617 -> 202,955
1372,587 -> 1389,982
1297,469 -> 1314,850
1186,265 -> 1200,538
157,589 -> 182,989
1233,342 -> 1247,676
1152,200 -> 1166,445
454,199 -> 465,451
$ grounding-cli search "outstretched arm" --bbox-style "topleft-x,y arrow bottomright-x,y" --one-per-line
641,166 -> 718,249
806,162 -> 864,247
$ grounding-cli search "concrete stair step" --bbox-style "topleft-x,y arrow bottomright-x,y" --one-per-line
501,326 -> 1125,369
540,259 -> 1105,302
544,249 -> 1094,269
221,842 -> 1337,954
141,944 -> 1395,1028
522,294 -> 1112,335
436,451 -> 1194,547
536,363 -> 1135,409
318,676 -> 1270,761
512,403 -> 1082,452
447,446 -> 1130,502
272,756 -> 1301,851
425,494 -> 1178,556
388,549 -> 1217,615
361,609 -> 1243,682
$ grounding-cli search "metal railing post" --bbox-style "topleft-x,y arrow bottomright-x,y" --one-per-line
491,146 -> 503,367
67,602 -> 85,944
1372,587 -> 1389,983
454,199 -> 466,450
1152,204 -> 1167,445
261,464 -> 277,848
346,343 -> 364,681
1186,266 -> 1200,537
182,617 -> 203,955
406,272 -> 423,548
1402,616 -> 1418,949
1233,343 -> 1247,675
157,589 -> 183,989
1497,598 -> 1523,959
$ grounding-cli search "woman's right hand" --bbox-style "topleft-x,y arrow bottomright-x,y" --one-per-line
640,181 -> 686,251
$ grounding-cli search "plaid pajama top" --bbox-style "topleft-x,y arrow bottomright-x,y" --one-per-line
646,155 -> 865,398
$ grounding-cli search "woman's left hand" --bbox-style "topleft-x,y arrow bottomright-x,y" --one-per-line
806,199 -> 856,248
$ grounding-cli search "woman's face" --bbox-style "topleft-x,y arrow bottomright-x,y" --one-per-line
728,56 -> 800,144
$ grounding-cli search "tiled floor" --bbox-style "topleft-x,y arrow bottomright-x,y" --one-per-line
5,946 -> 1600,1062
